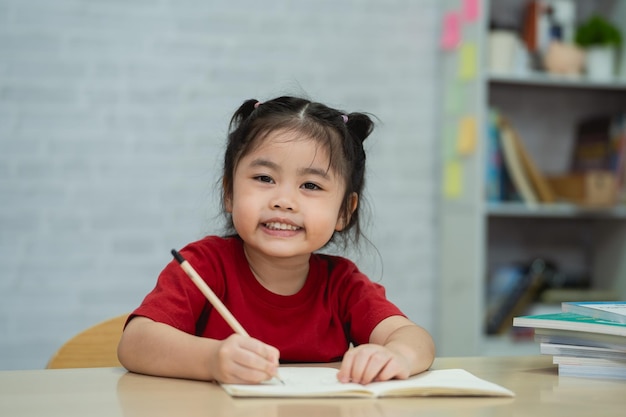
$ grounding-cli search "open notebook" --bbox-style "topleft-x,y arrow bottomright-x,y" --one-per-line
221,367 -> 515,398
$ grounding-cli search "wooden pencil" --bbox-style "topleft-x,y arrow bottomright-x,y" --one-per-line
171,249 -> 248,336
170,249 -> 284,384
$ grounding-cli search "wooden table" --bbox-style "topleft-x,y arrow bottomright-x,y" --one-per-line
1,356 -> 625,417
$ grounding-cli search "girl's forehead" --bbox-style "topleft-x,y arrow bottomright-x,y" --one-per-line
251,129 -> 329,156
241,129 -> 342,177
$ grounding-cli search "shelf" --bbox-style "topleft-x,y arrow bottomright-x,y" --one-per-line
437,0 -> 626,357
489,72 -> 626,91
486,202 -> 626,218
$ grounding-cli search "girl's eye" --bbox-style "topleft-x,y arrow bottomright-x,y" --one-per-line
302,182 -> 321,190
255,175 -> 274,183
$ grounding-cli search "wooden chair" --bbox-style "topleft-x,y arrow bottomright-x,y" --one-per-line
46,313 -> 129,369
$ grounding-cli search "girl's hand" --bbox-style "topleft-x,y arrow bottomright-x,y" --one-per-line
336,343 -> 411,384
210,334 -> 280,384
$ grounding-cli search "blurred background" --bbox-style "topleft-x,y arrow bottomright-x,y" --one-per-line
0,0 -> 440,369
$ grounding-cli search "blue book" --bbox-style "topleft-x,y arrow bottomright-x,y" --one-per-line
513,312 -> 626,337
485,109 -> 503,202
562,301 -> 626,325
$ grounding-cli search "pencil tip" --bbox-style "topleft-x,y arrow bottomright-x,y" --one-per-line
171,249 -> 185,264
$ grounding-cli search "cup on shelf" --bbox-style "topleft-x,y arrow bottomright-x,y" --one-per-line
488,30 -> 518,74
584,46 -> 617,81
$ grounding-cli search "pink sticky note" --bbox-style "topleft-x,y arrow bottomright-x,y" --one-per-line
462,0 -> 479,22
440,12 -> 460,50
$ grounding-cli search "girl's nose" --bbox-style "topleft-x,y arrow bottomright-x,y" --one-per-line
271,189 -> 297,211
272,198 -> 294,211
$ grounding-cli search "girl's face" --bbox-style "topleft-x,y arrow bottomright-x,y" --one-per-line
227,129 -> 352,261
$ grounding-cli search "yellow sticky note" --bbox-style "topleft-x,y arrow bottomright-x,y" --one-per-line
457,116 -> 477,155
458,42 -> 477,80
443,159 -> 463,199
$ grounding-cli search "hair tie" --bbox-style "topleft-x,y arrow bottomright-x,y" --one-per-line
341,114 -> 348,123
254,101 -> 262,109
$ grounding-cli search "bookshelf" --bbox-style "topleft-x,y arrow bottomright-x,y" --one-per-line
489,73 -> 626,90
437,0 -> 626,356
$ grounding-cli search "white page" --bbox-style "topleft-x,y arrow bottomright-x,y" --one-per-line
221,367 -> 515,398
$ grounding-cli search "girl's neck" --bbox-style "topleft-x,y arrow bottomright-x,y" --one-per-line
242,244 -> 310,296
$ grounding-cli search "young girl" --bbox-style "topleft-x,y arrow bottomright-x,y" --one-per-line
117,96 -> 435,385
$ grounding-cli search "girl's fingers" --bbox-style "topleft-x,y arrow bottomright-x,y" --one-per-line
359,352 -> 392,384
218,335 -> 280,383
338,345 -> 402,384
337,348 -> 355,383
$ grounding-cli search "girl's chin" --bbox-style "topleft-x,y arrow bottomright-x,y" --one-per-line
246,243 -> 308,259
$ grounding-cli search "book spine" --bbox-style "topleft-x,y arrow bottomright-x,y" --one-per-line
612,113 -> 626,202
485,109 -> 503,202
499,118 -> 538,204
486,259 -> 548,335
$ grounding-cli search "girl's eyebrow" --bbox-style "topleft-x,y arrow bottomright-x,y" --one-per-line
299,166 -> 331,180
249,158 -> 278,170
249,158 -> 331,180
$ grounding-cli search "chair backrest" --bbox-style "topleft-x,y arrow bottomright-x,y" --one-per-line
46,313 -> 129,369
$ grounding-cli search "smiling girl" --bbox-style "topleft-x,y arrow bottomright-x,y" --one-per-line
117,96 -> 435,385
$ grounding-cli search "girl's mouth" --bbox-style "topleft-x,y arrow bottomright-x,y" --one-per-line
263,222 -> 301,231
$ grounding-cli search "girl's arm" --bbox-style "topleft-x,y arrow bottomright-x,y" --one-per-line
117,316 -> 280,383
336,315 -> 435,384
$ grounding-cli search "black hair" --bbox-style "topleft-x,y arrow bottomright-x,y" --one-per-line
220,96 -> 374,248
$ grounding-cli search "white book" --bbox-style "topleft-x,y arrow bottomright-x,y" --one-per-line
557,363 -> 626,380
220,367 -> 514,398
553,355 -> 626,368
534,328 -> 626,352
553,347 -> 626,380
541,342 -> 626,360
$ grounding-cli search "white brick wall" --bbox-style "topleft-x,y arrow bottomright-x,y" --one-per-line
0,0 -> 441,370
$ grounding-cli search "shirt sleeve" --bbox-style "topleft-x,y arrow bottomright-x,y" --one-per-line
128,240 -> 223,335
332,258 -> 406,345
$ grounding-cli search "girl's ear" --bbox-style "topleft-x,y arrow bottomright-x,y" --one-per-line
335,193 -> 358,231
225,195 -> 233,213
223,178 -> 233,213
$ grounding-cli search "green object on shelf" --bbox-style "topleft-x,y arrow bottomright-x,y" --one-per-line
575,15 -> 622,48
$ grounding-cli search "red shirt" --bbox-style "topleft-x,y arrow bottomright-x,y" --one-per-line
130,236 -> 404,362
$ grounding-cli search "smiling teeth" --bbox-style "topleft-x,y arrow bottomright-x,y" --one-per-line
265,222 -> 300,231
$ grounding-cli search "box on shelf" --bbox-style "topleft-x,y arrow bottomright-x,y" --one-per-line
546,171 -> 617,207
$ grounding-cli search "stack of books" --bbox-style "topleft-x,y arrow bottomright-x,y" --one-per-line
513,302 -> 626,380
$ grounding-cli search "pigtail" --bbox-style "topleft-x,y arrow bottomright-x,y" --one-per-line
345,113 -> 375,143
228,99 -> 259,132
